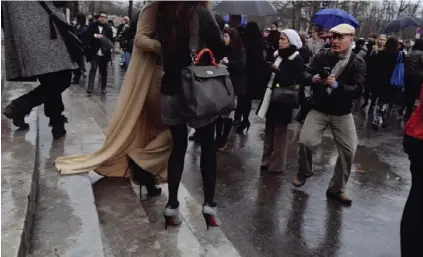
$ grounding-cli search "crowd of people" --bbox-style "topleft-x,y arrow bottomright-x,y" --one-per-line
2,1 -> 422,256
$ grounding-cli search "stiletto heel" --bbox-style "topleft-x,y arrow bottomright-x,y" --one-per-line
164,206 -> 182,230
202,204 -> 220,230
235,120 -> 250,134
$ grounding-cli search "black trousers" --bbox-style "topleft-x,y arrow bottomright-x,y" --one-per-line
72,56 -> 86,83
401,134 -> 423,257
234,94 -> 252,122
88,55 -> 108,91
167,122 -> 217,207
403,78 -> 421,119
14,70 -> 72,119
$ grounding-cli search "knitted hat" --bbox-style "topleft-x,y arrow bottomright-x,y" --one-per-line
280,29 -> 303,49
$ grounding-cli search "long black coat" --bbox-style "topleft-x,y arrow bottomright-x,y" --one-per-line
266,53 -> 304,125
85,22 -> 114,62
224,47 -> 246,96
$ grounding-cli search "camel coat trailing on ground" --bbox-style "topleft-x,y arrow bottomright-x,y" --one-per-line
55,2 -> 172,182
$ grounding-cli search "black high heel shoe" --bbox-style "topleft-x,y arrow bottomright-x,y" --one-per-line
235,120 -> 250,134
202,204 -> 220,230
130,160 -> 161,198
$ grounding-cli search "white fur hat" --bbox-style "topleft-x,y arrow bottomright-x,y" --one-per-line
280,29 -> 303,49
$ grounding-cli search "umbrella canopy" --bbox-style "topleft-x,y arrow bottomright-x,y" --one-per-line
213,1 -> 277,16
384,16 -> 423,33
312,8 -> 359,30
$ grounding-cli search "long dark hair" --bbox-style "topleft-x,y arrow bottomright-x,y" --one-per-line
157,1 -> 207,54
384,36 -> 399,53
224,27 -> 243,50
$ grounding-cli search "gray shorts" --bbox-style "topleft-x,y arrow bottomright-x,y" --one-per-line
161,94 -> 183,126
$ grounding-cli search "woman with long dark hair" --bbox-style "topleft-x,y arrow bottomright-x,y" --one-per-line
216,27 -> 246,149
157,1 -> 225,229
372,36 -> 402,129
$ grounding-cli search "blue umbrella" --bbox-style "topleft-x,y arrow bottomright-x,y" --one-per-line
312,8 -> 359,30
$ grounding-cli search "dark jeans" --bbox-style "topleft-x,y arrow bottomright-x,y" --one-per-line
72,56 -> 86,83
234,94 -> 251,122
13,70 -> 72,119
88,55 -> 108,91
402,78 -> 421,119
401,134 -> 423,257
167,122 -> 217,207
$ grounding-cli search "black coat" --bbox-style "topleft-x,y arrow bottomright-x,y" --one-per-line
304,49 -> 366,116
224,46 -> 246,96
85,22 -> 114,62
266,53 -> 305,125
245,38 -> 265,99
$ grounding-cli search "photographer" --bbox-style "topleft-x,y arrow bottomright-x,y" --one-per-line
292,24 -> 366,205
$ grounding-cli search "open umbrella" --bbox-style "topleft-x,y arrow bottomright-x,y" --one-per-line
213,1 -> 277,16
384,16 -> 423,33
312,8 -> 359,29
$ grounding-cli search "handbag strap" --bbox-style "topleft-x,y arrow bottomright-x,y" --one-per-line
38,1 -> 59,40
189,7 -> 200,63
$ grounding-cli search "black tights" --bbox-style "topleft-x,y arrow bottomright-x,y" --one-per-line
167,122 -> 217,208
401,135 -> 423,257
234,95 -> 251,122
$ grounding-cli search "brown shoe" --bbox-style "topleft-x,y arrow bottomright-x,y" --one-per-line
292,174 -> 307,187
292,172 -> 313,187
326,191 -> 352,205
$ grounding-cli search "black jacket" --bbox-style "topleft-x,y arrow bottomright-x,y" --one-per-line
405,49 -> 423,82
304,49 -> 366,116
85,22 -> 114,62
159,6 -> 225,95
266,53 -> 304,125
224,46 -> 246,96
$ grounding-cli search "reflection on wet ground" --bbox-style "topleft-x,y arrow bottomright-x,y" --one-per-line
58,59 -> 411,256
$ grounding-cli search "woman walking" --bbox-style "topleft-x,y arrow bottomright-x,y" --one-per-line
259,29 -> 304,173
55,2 -> 171,197
401,83 -> 423,257
157,1 -> 225,229
216,27 -> 246,149
371,36 -> 402,129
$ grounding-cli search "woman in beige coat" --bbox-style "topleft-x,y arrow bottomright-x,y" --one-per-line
54,2 -> 171,197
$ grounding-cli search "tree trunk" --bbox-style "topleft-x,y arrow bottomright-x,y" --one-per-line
128,0 -> 133,19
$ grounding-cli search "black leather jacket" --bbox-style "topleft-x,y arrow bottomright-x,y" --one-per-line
405,49 -> 423,82
304,49 -> 366,116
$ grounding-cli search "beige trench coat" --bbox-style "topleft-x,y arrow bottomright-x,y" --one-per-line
55,2 -> 171,182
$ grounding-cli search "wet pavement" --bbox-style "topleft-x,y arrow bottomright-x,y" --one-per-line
82,56 -> 409,257
2,54 -> 410,256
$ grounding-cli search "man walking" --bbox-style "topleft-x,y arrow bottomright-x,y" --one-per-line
292,24 -> 366,205
86,11 -> 113,95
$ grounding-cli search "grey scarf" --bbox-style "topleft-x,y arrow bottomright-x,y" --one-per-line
331,46 -> 353,79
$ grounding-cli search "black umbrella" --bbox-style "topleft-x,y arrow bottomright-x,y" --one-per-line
213,1 -> 277,16
384,16 -> 423,33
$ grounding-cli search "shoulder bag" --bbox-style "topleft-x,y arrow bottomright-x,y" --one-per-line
180,9 -> 235,126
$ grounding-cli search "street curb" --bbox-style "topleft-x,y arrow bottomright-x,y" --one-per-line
1,83 -> 39,257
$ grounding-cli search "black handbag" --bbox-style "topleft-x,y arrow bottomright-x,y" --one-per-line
271,85 -> 300,108
39,1 -> 83,63
180,8 -> 235,127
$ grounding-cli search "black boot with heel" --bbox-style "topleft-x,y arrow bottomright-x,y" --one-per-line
130,159 -> 161,198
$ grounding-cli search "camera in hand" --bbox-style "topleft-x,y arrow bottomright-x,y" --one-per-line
318,67 -> 331,79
